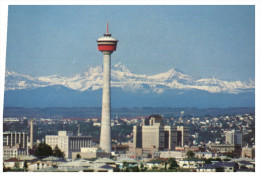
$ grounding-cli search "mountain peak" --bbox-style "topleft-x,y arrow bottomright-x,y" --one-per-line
5,64 -> 255,94
112,62 -> 131,73
113,62 -> 123,68
5,69 -> 18,77
81,65 -> 103,76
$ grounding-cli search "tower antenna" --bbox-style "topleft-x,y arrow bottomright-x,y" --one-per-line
107,23 -> 109,34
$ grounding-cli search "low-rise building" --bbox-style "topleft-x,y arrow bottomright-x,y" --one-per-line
3,158 -> 24,170
237,161 -> 255,169
160,151 -> 186,160
241,146 -> 255,159
57,159 -> 90,171
145,159 -> 166,170
116,157 -> 138,169
209,143 -> 241,157
3,117 -> 20,123
71,147 -> 108,159
28,161 -> 50,171
195,152 -> 221,159
179,158 -> 205,169
197,162 -> 239,172
3,145 -> 28,158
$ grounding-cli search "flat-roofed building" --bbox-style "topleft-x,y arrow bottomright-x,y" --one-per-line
160,150 -> 186,160
131,115 -> 189,158
241,146 -> 255,159
3,131 -> 28,157
72,147 -> 108,159
45,131 -> 92,159
4,117 -> 20,123
225,130 -> 242,146
3,145 -> 28,158
209,143 -> 242,158
133,115 -> 169,151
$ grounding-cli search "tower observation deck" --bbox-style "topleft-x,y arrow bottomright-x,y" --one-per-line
97,23 -> 118,53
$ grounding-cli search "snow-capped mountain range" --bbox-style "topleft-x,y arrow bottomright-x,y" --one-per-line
5,63 -> 254,94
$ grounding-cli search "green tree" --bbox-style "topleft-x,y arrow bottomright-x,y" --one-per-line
76,154 -> 81,159
53,145 -> 64,158
123,162 -> 130,172
168,158 -> 178,170
204,158 -> 212,164
3,163 -> 7,172
131,165 -> 140,172
140,163 -> 146,172
186,151 -> 195,172
35,142 -> 53,157
113,167 -> 120,172
152,165 -> 158,170
123,161 -> 128,168
23,162 -> 28,171
14,162 -> 20,169
186,150 -> 195,159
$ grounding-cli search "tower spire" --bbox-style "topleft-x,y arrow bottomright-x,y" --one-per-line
107,23 -> 109,34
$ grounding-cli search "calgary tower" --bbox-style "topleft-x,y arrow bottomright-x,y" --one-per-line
97,24 -> 118,154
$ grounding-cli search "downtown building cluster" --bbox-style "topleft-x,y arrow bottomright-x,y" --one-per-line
3,113 -> 255,172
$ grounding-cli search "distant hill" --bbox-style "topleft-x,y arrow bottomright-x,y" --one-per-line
4,85 -> 255,108
3,107 -> 255,119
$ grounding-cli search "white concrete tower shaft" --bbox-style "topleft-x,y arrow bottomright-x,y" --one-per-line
30,118 -> 33,149
100,51 -> 112,153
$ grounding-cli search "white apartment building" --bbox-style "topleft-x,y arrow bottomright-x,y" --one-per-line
45,131 -> 92,159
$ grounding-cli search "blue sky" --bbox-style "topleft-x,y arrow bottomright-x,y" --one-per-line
6,5 -> 255,81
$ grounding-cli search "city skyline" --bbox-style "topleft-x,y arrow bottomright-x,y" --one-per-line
0,1 -> 258,175
5,5 -> 255,82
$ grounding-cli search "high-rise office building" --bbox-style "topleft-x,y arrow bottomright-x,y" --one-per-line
176,126 -> 189,147
225,130 -> 242,146
132,115 -> 189,154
